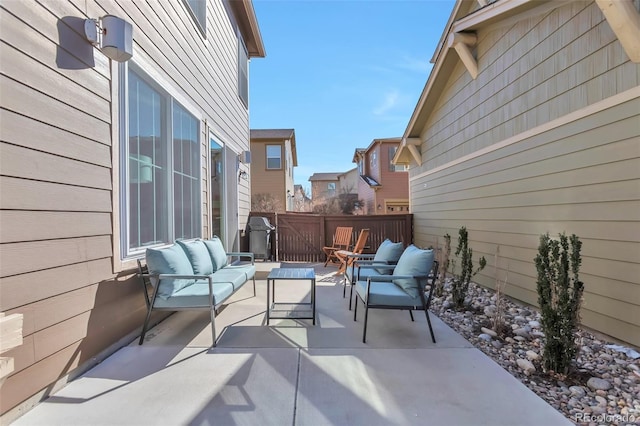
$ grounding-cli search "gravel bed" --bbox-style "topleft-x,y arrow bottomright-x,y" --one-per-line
430,281 -> 640,426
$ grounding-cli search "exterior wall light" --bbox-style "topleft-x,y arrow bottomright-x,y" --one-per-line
84,15 -> 133,62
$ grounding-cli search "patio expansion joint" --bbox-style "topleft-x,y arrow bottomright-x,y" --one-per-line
292,348 -> 302,426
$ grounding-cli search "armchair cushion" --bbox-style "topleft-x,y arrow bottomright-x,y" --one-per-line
392,245 -> 435,298
176,240 -> 214,275
373,239 -> 404,274
356,279 -> 421,307
146,245 -> 195,299
202,237 -> 228,271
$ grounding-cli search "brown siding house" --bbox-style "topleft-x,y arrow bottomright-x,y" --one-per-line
0,0 -> 265,420
354,138 -> 409,215
249,129 -> 298,212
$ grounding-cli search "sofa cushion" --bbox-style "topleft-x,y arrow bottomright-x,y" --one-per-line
392,245 -> 435,298
373,239 -> 404,274
153,281 -> 234,308
346,263 -> 381,284
146,245 -> 195,300
221,263 -> 256,281
211,268 -> 252,291
355,279 -> 422,307
176,240 -> 214,275
202,237 -> 228,271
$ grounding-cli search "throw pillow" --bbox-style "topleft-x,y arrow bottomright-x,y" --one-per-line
202,236 -> 228,271
146,245 -> 195,299
176,239 -> 214,275
393,245 -> 435,298
373,239 -> 404,274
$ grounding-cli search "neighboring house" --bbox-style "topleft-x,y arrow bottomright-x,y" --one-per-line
394,0 -> 639,346
250,129 -> 298,212
354,138 -> 409,215
0,0 -> 265,419
293,184 -> 313,212
309,172 -> 341,206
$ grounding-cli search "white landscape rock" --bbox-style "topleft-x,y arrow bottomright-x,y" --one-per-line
480,327 -> 498,337
517,358 -> 536,375
526,350 -> 540,361
429,280 -> 638,423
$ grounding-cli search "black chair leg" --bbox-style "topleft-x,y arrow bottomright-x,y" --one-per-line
409,310 -> 414,322
362,304 -> 369,343
348,283 -> 355,310
424,308 -> 436,343
139,307 -> 153,345
353,296 -> 358,321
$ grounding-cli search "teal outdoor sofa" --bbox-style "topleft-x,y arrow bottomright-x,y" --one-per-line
137,237 -> 255,347
352,244 -> 438,344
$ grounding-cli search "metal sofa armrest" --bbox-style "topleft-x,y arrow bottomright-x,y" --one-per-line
226,252 -> 255,265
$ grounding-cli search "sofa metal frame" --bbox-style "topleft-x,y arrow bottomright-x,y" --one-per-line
137,252 -> 255,347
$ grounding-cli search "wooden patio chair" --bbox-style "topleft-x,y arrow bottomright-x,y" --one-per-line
334,228 -> 370,276
323,226 -> 353,267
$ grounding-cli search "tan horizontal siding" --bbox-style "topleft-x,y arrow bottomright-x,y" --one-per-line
0,236 -> 112,278
0,293 -> 145,414
0,109 -> 111,166
1,75 -> 110,143
0,42 -> 110,123
1,0 -> 111,79
0,211 -> 111,243
0,143 -> 112,190
412,100 -> 640,345
0,177 -> 112,212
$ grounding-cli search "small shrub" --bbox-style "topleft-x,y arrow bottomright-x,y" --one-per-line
535,233 -> 584,375
450,227 -> 487,308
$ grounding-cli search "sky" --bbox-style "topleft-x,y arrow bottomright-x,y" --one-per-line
249,0 -> 457,191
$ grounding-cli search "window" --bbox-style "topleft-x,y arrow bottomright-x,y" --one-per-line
238,37 -> 249,107
185,0 -> 206,35
327,182 -> 336,196
266,145 -> 281,169
389,146 -> 407,171
123,67 -> 201,257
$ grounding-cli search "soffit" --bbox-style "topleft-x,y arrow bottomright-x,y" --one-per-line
228,0 -> 266,58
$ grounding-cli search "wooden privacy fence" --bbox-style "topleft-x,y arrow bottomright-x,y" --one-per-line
245,212 -> 413,262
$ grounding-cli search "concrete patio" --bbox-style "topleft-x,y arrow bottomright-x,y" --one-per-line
14,262 -> 571,425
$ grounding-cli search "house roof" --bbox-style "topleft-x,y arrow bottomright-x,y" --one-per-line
394,0 -> 568,165
308,172 -> 341,181
338,167 -> 358,178
250,128 -> 297,166
353,137 -> 401,163
228,0 -> 266,58
250,129 -> 295,139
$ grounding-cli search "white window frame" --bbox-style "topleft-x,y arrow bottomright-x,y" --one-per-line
118,62 -> 203,260
238,35 -> 249,107
266,144 -> 282,170
184,0 -> 206,36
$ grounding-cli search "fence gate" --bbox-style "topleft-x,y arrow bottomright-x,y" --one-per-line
276,214 -> 323,262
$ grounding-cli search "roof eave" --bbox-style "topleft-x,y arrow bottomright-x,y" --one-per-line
230,0 -> 266,58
